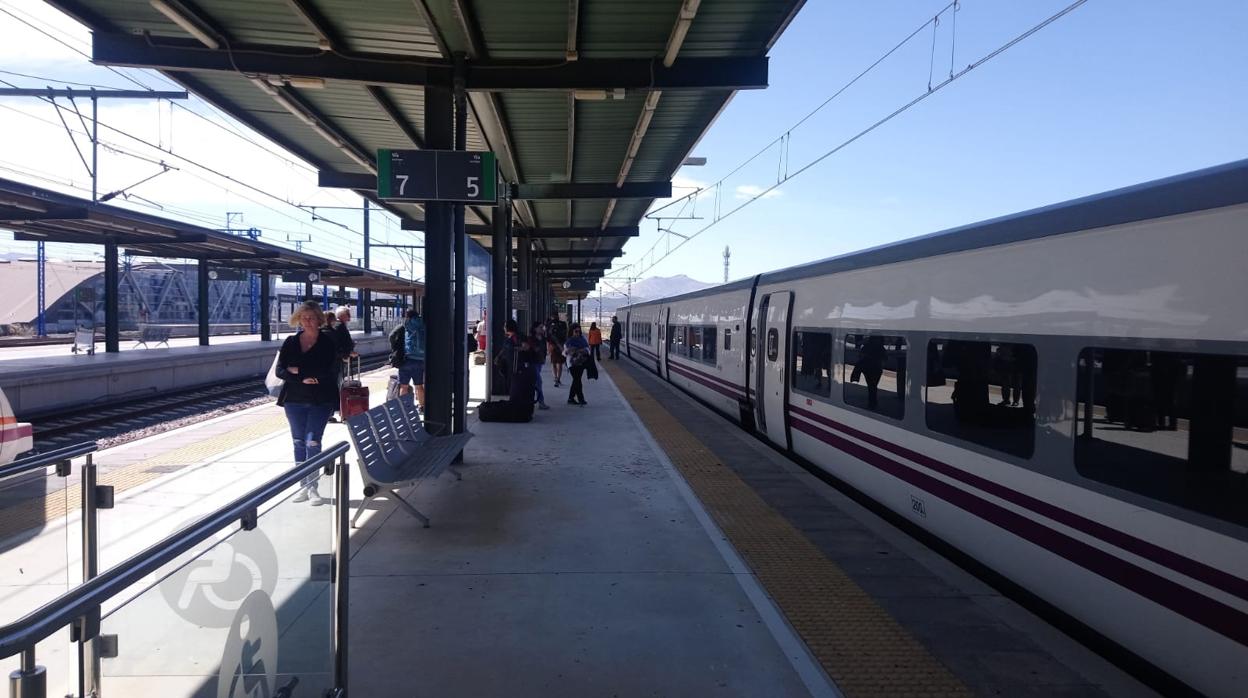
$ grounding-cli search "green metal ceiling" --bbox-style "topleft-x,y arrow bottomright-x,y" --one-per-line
44,0 -> 806,285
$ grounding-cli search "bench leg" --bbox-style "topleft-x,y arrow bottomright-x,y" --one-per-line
447,465 -> 463,481
390,489 -> 431,528
350,492 -> 376,529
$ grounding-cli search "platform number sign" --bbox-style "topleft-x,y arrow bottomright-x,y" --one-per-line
377,149 -> 498,205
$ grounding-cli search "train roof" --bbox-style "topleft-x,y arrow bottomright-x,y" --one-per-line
623,158 -> 1248,309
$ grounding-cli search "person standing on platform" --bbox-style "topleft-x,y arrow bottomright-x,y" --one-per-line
564,323 -> 590,406
609,316 -> 622,360
547,332 -> 566,388
276,301 -> 340,505
530,322 -> 550,410
397,308 -> 427,413
494,319 -> 520,394
588,322 -> 603,361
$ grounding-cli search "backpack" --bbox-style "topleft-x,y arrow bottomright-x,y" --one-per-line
388,324 -> 406,367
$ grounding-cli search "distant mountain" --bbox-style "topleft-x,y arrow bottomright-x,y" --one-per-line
618,274 -> 715,300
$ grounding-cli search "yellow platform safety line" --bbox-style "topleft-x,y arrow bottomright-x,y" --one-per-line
606,362 -> 971,698
0,413 -> 289,542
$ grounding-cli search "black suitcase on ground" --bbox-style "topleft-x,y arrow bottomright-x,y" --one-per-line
478,400 -> 534,423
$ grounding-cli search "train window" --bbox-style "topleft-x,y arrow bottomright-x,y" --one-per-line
925,339 -> 1036,458
843,333 -> 907,419
792,330 -> 832,397
1074,348 -> 1248,525
724,329 -> 732,352
703,326 -> 717,364
767,328 -> 779,361
687,326 -> 701,359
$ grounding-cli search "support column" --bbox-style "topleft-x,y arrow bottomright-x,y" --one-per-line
424,85 -> 454,432
104,240 -> 119,352
516,231 -> 531,331
362,200 -> 372,333
504,209 -> 514,323
452,57 -> 468,442
197,260 -> 210,346
577,294 -> 583,326
260,270 -> 272,341
304,281 -> 314,301
490,203 -> 509,396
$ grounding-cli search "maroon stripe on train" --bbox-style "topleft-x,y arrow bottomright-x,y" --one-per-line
0,424 -> 32,444
666,358 -> 746,393
667,362 -> 743,400
789,414 -> 1248,647
632,345 -> 659,361
788,404 -> 1248,605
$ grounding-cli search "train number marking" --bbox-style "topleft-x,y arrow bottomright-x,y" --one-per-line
910,495 -> 927,518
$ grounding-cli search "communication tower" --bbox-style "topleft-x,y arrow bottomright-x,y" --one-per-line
723,246 -> 731,283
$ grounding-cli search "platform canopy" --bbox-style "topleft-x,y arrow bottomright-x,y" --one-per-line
45,0 -> 805,289
0,177 -> 422,294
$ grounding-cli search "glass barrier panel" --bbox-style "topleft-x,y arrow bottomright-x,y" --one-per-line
0,465 -> 78,695
99,468 -> 336,697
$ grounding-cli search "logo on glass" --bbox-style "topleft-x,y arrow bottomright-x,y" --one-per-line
160,532 -> 279,627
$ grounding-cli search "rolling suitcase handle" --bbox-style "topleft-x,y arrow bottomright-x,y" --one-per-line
346,354 -> 362,381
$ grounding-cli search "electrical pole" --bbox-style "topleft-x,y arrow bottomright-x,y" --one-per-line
723,245 -> 730,283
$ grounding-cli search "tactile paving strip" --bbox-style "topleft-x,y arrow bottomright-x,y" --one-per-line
0,413 -> 288,541
606,362 -> 971,698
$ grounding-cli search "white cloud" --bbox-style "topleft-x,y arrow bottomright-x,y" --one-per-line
672,174 -> 709,191
734,184 -> 782,200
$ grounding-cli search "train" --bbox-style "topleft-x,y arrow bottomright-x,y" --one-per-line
0,387 -> 33,467
619,159 -> 1248,697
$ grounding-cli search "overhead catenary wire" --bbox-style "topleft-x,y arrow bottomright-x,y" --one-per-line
0,7 -> 323,172
614,0 -> 1086,281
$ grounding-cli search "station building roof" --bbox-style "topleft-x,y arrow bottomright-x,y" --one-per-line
44,0 -> 806,291
0,176 -> 424,294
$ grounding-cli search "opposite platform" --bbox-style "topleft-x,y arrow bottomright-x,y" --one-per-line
0,330 -> 388,415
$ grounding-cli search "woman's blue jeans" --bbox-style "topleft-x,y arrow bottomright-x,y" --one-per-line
284,402 -> 334,487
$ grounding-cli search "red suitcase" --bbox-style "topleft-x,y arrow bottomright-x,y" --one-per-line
340,356 -> 369,419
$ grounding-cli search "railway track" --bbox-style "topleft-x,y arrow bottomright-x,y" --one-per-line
30,352 -> 389,451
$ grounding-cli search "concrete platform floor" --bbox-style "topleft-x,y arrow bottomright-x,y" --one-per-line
346,364 -> 830,696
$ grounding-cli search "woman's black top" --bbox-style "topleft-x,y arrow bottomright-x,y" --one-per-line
276,330 -> 340,406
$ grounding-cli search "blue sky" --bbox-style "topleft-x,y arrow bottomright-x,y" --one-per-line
1,1 -> 1246,292
613,0 -> 1248,287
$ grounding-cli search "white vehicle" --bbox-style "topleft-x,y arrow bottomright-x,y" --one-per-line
0,387 -> 34,466
621,159 -> 1248,697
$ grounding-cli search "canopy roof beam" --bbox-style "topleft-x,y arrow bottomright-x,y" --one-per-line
92,34 -> 769,92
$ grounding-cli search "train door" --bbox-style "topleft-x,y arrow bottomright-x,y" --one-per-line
753,291 -> 793,448
624,311 -> 631,359
661,307 -> 671,378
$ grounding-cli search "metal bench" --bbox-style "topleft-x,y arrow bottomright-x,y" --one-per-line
71,328 -> 96,355
345,394 -> 470,528
134,325 -> 172,348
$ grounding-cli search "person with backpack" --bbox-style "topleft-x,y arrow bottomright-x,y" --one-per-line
564,323 -> 590,406
392,308 -> 426,412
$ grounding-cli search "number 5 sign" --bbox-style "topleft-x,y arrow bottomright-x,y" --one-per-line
378,149 -> 498,204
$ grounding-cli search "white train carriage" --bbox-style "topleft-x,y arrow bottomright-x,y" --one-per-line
620,159 -> 1248,697
0,387 -> 34,466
